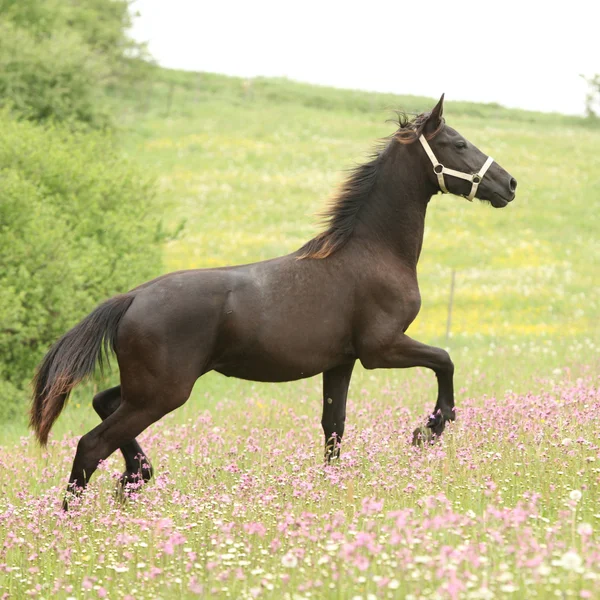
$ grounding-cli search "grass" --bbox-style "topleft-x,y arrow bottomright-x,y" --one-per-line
1,68 -> 600,598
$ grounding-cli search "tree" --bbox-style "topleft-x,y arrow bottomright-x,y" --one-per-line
584,75 -> 600,118
0,0 -> 150,127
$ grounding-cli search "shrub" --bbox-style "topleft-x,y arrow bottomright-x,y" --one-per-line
0,113 -> 162,411
0,21 -> 112,127
0,0 -> 150,127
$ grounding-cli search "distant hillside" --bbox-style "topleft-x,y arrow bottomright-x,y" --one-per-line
113,65 -> 598,129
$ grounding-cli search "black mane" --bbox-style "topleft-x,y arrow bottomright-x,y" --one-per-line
297,111 -> 429,259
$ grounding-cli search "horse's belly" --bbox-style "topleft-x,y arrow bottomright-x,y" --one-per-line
215,360 -> 323,383
213,333 -> 354,383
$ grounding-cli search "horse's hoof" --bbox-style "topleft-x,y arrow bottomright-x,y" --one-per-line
426,408 -> 449,437
412,426 -> 434,446
426,408 -> 443,428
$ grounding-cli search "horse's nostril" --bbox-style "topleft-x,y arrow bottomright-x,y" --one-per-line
509,177 -> 517,192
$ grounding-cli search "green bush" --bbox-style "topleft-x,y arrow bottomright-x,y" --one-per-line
0,21 -> 111,127
0,0 -> 150,127
0,113 -> 163,410
0,0 -> 143,63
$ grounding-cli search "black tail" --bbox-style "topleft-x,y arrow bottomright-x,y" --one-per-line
30,294 -> 136,446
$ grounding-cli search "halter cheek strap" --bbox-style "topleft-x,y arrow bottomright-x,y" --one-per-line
419,135 -> 494,201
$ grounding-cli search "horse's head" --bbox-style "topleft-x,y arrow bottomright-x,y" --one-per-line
399,95 -> 517,207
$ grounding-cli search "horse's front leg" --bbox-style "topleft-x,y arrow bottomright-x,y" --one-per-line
321,361 -> 355,462
361,334 -> 455,445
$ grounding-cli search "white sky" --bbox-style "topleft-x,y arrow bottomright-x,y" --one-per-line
130,0 -> 599,116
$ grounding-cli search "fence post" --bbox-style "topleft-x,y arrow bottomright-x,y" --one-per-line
445,269 -> 456,343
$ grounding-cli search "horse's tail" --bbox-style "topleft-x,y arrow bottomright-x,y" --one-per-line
30,294 -> 136,446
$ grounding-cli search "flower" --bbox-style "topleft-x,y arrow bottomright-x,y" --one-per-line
281,553 -> 298,568
577,523 -> 593,536
554,551 -> 583,572
569,490 -> 582,502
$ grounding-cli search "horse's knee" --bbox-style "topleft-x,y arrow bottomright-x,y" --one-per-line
438,350 -> 454,374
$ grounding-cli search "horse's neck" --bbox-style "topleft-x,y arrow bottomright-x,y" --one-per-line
353,156 -> 433,269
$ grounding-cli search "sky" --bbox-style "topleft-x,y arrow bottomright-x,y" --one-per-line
129,0 -> 599,116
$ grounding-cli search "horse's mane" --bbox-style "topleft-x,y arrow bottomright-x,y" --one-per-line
297,111 -> 430,260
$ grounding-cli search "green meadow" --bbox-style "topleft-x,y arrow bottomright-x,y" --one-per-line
2,69 -> 600,600
125,72 -> 599,402
4,69 -> 599,439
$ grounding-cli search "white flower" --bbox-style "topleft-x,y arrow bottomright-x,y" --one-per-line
538,564 -> 551,576
113,566 -> 128,573
562,438 -> 572,446
500,584 -> 518,593
577,523 -> 593,536
281,553 -> 298,568
570,489 -> 583,502
555,551 -> 583,572
388,579 -> 400,590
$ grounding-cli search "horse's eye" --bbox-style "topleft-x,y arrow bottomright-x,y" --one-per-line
455,140 -> 467,149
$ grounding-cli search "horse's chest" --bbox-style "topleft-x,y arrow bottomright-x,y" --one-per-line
401,288 -> 422,327
359,281 -> 422,337
384,292 -> 421,333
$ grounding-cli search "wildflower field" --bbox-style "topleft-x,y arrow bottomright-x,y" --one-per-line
1,72 -> 599,598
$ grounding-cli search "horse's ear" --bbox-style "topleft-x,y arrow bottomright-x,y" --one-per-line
420,94 -> 444,136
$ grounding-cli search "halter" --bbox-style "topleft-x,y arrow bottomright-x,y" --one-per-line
419,129 -> 494,201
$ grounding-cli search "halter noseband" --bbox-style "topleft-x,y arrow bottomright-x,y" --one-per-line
418,128 -> 494,202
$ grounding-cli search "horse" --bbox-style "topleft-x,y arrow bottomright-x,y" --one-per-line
30,95 -> 517,508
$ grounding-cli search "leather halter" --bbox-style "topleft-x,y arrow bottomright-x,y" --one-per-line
419,127 -> 494,201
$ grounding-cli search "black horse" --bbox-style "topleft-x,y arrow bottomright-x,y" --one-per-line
31,95 -> 516,506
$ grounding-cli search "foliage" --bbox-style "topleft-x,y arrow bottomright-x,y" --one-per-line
0,112 -> 162,407
0,21 -> 112,127
584,74 -> 600,117
0,0 -> 149,126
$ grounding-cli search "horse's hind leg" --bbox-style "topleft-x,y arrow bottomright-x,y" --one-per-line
321,362 -> 355,462
92,386 -> 153,492
64,404 -> 160,509
63,372 -> 194,509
